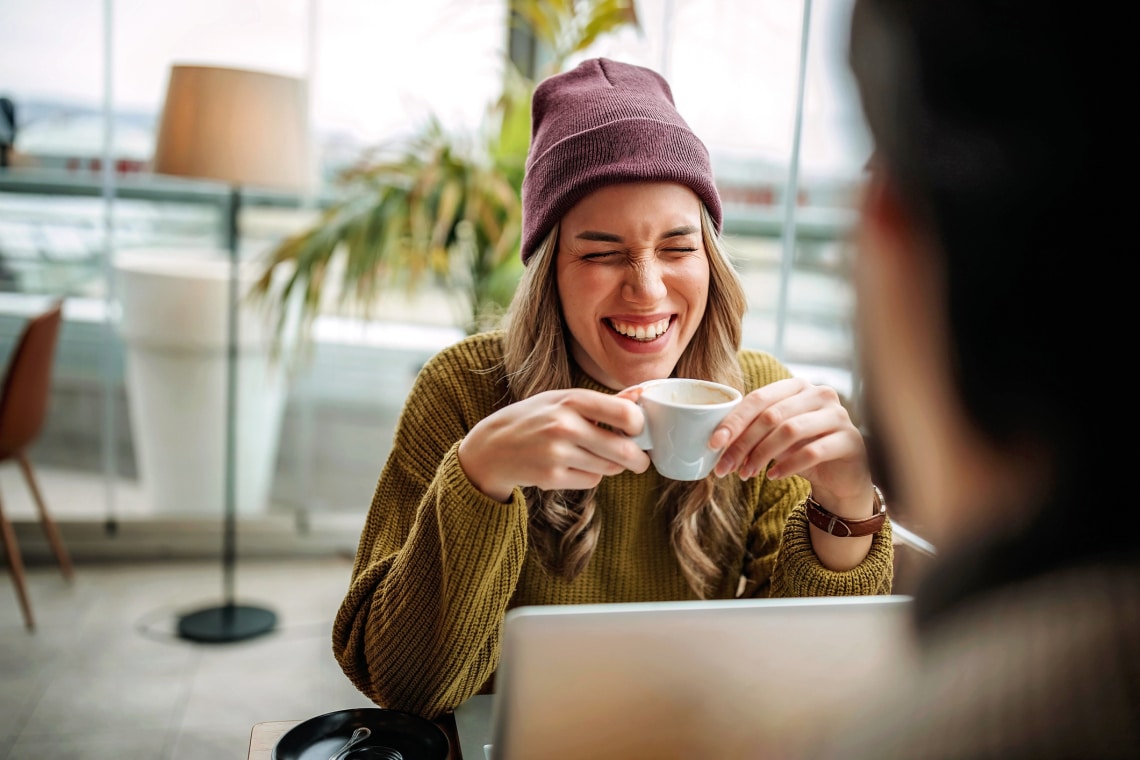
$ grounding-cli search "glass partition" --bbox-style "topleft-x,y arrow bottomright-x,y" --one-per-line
0,0 -> 870,545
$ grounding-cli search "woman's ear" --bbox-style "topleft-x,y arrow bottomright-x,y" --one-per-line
859,163 -> 910,253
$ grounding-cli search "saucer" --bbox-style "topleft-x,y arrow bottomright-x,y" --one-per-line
273,708 -> 450,760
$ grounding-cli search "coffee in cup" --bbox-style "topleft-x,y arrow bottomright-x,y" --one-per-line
627,378 -> 743,481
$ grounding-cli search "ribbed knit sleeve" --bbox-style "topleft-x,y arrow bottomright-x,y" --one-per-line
769,503 -> 894,596
331,333 -> 528,719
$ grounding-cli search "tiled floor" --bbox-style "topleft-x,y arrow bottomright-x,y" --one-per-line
0,556 -> 376,760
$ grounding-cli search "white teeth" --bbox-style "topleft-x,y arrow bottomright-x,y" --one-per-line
610,318 -> 670,341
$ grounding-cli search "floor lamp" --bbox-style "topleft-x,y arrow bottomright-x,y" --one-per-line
151,64 -> 308,643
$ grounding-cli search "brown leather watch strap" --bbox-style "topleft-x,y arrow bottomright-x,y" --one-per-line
805,485 -> 887,537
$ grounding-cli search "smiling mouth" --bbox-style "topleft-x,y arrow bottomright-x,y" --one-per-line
607,317 -> 672,342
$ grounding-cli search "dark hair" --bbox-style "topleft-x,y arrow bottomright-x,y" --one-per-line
848,2 -> 1132,563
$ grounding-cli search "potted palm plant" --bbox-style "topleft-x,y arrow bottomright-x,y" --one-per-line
250,0 -> 641,342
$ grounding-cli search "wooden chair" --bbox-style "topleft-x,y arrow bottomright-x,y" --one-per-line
0,301 -> 74,630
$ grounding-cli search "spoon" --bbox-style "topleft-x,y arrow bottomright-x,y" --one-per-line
329,727 -> 371,760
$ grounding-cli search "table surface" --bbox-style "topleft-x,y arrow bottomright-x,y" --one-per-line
247,713 -> 463,760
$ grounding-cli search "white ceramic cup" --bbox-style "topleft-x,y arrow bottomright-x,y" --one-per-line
627,378 -> 743,481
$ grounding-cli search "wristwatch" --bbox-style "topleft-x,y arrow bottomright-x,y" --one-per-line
805,485 -> 887,537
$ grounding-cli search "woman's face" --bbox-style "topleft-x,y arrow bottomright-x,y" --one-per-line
556,182 -> 709,390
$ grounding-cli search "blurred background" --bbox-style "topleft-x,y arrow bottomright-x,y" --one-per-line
0,0 -> 872,560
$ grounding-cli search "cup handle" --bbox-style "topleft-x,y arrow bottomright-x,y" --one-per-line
627,407 -> 652,450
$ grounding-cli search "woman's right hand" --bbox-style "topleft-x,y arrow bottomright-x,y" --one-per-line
457,388 -> 652,502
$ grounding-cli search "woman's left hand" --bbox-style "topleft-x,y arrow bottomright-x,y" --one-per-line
710,377 -> 872,520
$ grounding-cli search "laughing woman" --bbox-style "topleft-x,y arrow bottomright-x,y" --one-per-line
332,57 -> 893,720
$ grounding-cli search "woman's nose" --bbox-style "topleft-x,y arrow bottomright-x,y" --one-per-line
622,259 -> 668,303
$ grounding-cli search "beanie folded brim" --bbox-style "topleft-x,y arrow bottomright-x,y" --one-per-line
521,117 -> 722,262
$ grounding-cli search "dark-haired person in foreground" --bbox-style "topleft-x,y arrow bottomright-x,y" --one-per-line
808,1 -> 1139,757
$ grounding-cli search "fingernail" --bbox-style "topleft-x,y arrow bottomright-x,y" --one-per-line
709,427 -> 729,449
716,456 -> 734,477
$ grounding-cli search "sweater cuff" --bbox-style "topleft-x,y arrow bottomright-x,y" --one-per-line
433,442 -> 529,573
775,502 -> 895,596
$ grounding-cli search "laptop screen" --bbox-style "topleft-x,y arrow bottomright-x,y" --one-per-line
479,595 -> 915,760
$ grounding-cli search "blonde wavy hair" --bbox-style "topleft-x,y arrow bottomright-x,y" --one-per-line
501,205 -> 749,598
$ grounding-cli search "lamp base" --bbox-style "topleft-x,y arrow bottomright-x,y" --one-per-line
177,603 -> 277,643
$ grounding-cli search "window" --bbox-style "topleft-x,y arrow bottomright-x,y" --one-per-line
0,0 -> 869,525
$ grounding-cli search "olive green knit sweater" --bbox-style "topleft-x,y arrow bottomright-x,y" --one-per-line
332,331 -> 893,719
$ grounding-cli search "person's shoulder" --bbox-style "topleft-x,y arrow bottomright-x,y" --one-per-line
400,331 -> 508,429
736,347 -> 793,391
417,329 -> 506,381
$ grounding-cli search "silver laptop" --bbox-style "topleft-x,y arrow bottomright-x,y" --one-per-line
463,595 -> 914,760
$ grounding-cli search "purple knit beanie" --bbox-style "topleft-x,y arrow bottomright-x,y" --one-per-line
520,57 -> 722,264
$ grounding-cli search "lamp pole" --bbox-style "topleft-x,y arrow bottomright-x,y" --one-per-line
223,183 -> 240,610
175,185 -> 277,643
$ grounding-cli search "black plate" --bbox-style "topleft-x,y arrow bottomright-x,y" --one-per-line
273,708 -> 450,760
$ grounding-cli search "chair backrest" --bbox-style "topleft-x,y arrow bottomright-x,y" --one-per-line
0,301 -> 64,460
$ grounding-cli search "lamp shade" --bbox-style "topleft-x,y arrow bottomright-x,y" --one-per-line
152,64 -> 309,192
